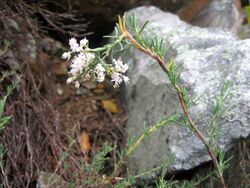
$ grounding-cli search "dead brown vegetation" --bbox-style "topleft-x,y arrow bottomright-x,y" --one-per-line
0,1 -> 126,187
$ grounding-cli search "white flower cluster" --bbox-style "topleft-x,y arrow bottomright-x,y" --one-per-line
62,38 -> 94,88
111,58 -> 129,88
62,38 -> 129,88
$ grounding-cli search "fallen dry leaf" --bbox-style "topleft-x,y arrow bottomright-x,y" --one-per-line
101,99 -> 119,113
80,131 -> 91,163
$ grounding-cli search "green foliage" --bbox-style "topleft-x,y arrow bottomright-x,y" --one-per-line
92,143 -> 113,174
74,14 -> 234,187
209,81 -> 231,151
126,14 -> 167,59
0,71 -> 17,187
72,116 -> 179,187
0,40 -> 12,58
114,175 -> 136,188
0,144 -> 5,169
94,25 -> 129,61
59,12 -> 235,187
119,14 -> 230,188
167,59 -> 182,89
0,114 -> 11,131
114,115 -> 177,176
0,73 -> 16,129
217,151 -> 232,176
245,6 -> 250,24
136,155 -> 174,179
144,157 -> 175,188
177,180 -> 196,188
156,178 -> 170,188
0,84 -> 15,129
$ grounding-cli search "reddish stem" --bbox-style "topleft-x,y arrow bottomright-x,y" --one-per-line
121,26 -> 227,188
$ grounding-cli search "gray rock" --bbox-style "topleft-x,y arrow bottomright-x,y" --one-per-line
121,6 -> 250,174
192,0 -> 242,33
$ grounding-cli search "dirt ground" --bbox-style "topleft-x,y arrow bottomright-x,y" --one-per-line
0,33 -> 127,187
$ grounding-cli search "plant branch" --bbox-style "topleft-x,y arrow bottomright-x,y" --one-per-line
118,15 -> 227,188
113,118 -> 174,177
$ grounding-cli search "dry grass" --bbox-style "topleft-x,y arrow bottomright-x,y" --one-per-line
0,1 -> 126,187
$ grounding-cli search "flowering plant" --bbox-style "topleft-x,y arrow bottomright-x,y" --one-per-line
61,14 -> 230,188
62,37 -> 129,88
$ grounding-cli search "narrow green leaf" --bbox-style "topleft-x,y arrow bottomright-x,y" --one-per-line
0,97 -> 7,118
167,58 -> 174,72
138,20 -> 149,35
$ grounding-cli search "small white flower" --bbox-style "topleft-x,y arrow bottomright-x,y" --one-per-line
63,38 -> 130,88
96,72 -> 105,82
80,38 -> 88,48
111,72 -> 123,88
61,51 -> 71,60
74,81 -> 80,88
121,63 -> 128,73
95,63 -> 105,73
95,64 -> 106,82
84,53 -> 95,64
67,77 -> 80,88
69,38 -> 80,52
69,55 -> 85,75
66,77 -> 74,84
123,76 -> 130,84
68,52 -> 95,76
110,57 -> 130,87
113,58 -> 128,73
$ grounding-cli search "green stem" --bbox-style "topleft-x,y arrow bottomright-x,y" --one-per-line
113,118 -> 174,176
